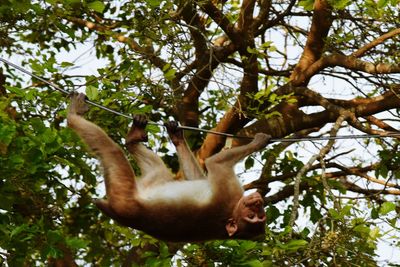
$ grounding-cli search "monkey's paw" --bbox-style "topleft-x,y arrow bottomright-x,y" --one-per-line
133,114 -> 148,129
253,133 -> 271,148
126,115 -> 148,143
69,93 -> 89,115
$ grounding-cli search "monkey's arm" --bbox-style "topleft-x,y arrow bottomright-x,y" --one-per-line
204,133 -> 270,193
165,121 -> 205,180
206,133 -> 270,168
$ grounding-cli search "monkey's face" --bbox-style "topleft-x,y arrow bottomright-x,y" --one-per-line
226,192 -> 266,238
236,192 -> 266,224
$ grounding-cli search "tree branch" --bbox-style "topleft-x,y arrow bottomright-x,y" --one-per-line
288,111 -> 349,232
67,17 -> 167,70
290,0 -> 333,85
195,0 -> 237,40
234,85 -> 400,145
352,28 -> 400,58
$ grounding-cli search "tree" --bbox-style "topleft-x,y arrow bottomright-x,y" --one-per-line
0,0 -> 399,265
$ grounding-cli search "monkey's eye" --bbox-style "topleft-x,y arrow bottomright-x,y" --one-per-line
248,213 -> 255,219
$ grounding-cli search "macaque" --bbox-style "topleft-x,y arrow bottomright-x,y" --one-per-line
67,93 -> 270,242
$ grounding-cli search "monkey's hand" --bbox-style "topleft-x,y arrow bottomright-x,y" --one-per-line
126,114 -> 148,144
165,121 -> 184,146
252,133 -> 271,149
69,93 -> 89,116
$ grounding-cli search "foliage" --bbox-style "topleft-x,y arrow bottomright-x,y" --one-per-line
1,0 -> 400,265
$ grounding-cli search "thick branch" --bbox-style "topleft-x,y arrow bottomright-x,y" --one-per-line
263,171 -> 400,205
252,0 -> 272,32
238,0 -> 256,32
264,182 -> 309,204
235,86 -> 400,145
296,28 -> 400,80
339,177 -> 400,196
333,165 -> 400,189
176,3 -> 214,127
352,28 -> 400,58
304,53 -> 400,80
195,0 -> 237,40
290,0 -> 333,85
364,115 -> 398,132
179,2 -> 208,57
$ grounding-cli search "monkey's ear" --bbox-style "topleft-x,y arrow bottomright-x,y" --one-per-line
225,218 -> 238,237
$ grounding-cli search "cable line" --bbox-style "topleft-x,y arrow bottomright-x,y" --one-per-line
1,57 -> 400,142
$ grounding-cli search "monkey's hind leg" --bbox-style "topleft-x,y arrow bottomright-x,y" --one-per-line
165,121 -> 205,180
67,93 -> 138,214
126,115 -> 173,186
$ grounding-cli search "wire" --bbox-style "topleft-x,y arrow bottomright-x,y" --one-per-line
0,58 -> 245,138
1,57 -> 400,142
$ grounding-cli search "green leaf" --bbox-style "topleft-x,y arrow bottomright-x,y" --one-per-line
47,230 -> 63,244
241,259 -> 263,267
286,239 -> 308,251
66,237 -> 88,249
162,63 -> 171,72
244,157 -> 254,169
379,202 -> 396,215
261,260 -> 273,267
369,227 -> 380,240
164,68 -> 176,81
10,154 -> 25,168
331,0 -> 352,9
43,245 -> 62,258
240,240 -> 257,251
86,85 -> 99,100
378,164 -> 389,178
353,225 -> 370,235
11,224 -> 29,238
60,61 -> 74,67
224,240 -> 240,247
5,85 -> 24,96
266,205 -> 280,222
299,0 -> 315,10
340,205 -> 352,217
377,0 -> 390,7
88,1 -> 105,13
31,117 -> 46,133
254,90 -> 267,101
371,207 -> 379,219
328,208 -> 341,219
0,123 -> 16,145
147,0 -> 162,7
247,46 -> 258,54
42,128 -> 57,144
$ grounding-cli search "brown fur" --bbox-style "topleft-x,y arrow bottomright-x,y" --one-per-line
67,93 -> 269,242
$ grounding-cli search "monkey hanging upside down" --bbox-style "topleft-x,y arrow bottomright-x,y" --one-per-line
67,93 -> 270,242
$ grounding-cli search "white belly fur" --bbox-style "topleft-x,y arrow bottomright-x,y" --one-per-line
138,180 -> 212,206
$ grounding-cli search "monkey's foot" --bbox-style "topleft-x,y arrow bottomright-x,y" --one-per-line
126,114 -> 148,144
165,121 -> 184,146
69,93 -> 89,115
252,133 -> 271,149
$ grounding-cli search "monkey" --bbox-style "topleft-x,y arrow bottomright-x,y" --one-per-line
67,93 -> 270,242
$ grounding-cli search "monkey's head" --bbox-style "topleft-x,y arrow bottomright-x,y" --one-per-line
226,192 -> 266,239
